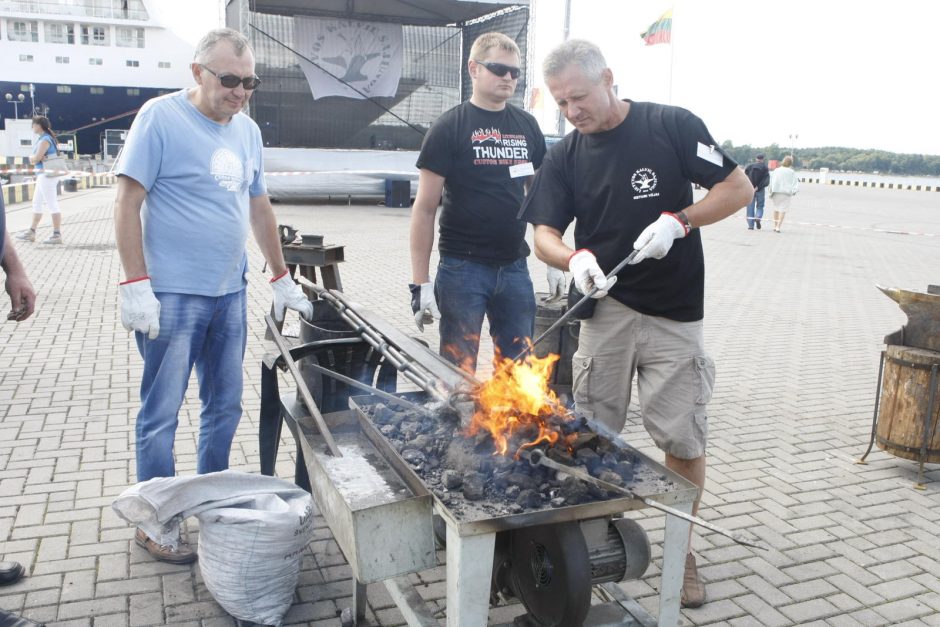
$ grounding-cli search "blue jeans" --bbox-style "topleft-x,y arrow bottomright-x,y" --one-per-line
746,189 -> 765,229
435,256 -> 535,373
134,290 -> 247,482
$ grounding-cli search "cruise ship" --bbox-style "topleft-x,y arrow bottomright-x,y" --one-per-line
0,0 -> 205,155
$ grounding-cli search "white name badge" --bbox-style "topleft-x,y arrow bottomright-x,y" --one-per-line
696,142 -> 723,167
509,162 -> 535,178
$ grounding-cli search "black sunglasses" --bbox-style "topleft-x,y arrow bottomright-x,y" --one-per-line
475,60 -> 521,80
200,64 -> 261,90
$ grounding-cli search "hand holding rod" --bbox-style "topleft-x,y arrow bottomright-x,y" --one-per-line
514,248 -> 640,363
523,449 -> 767,551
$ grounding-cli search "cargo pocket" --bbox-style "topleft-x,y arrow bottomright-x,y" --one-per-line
693,355 -> 715,405
572,355 -> 594,417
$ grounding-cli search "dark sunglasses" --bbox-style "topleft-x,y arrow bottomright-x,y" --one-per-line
475,60 -> 521,80
200,64 -> 261,90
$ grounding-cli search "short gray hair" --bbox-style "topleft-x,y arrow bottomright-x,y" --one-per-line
542,39 -> 607,83
194,28 -> 251,63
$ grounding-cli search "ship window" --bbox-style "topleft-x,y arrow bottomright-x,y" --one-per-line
127,88 -> 140,96
57,86 -> 72,94
56,56 -> 70,64
46,23 -> 75,44
158,62 -> 172,69
90,87 -> 105,95
89,58 -> 103,65
19,54 -> 34,62
116,27 -> 144,48
80,24 -> 110,46
9,20 -> 39,43
126,60 -> 140,67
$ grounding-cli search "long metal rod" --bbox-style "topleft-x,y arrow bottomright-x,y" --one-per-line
301,361 -> 434,417
514,249 -> 639,362
523,449 -> 767,550
265,314 -> 342,457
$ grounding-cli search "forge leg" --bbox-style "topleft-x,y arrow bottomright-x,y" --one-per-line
659,500 -> 693,626
445,527 -> 495,627
353,578 -> 367,623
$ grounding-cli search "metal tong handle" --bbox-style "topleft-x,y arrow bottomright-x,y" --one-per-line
524,449 -> 766,550
265,314 -> 342,457
300,361 -> 435,417
515,248 -> 640,363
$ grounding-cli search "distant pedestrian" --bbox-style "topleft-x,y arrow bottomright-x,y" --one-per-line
17,116 -> 64,244
0,191 -> 36,598
744,154 -> 770,230
769,156 -> 799,232
114,27 -> 313,564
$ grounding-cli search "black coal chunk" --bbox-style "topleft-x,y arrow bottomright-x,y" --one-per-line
576,448 -> 602,473
505,472 -> 540,491
442,469 -> 463,490
462,471 -> 486,501
516,489 -> 542,509
401,449 -> 426,469
597,469 -> 624,487
614,461 -> 634,482
558,476 -> 591,505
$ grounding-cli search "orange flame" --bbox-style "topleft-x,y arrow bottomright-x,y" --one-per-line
466,348 -> 573,456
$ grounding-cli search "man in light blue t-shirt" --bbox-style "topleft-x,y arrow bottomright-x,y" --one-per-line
114,28 -> 312,564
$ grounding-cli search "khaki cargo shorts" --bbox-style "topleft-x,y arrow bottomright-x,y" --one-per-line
572,298 -> 715,459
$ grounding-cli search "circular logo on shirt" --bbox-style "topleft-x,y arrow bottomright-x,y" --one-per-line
631,168 -> 658,194
210,149 -> 244,192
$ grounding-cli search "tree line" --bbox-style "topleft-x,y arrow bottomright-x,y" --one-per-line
721,142 -> 940,177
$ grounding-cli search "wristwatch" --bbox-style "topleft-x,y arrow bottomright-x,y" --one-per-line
674,209 -> 692,233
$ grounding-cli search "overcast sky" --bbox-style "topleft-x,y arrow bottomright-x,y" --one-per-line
531,0 -> 940,156
154,0 -> 939,156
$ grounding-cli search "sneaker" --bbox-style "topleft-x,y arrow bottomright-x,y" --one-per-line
681,552 -> 706,608
42,233 -> 62,245
755,220 -> 762,230
15,229 -> 35,242
135,528 -> 197,564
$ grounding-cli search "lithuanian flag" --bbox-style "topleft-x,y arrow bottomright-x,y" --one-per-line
641,9 -> 672,46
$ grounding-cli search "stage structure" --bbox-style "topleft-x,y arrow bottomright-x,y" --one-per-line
225,0 -> 530,151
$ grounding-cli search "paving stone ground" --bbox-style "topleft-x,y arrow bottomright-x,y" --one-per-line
0,181 -> 938,626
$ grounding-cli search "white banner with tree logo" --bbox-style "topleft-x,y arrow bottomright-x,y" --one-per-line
293,17 -> 403,100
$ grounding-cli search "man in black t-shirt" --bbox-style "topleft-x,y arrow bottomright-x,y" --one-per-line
519,40 -> 752,609
744,154 -> 770,229
410,32 -> 551,373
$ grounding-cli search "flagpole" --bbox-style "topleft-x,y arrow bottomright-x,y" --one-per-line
668,4 -> 675,105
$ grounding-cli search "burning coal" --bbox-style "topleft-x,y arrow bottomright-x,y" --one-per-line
466,349 -> 573,456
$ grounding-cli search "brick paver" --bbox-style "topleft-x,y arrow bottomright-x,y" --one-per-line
1,181 -> 939,625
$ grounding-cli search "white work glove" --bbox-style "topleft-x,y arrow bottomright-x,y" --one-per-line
629,212 -> 689,265
271,272 -> 313,322
120,277 -> 161,340
568,249 -> 616,299
409,282 -> 440,332
545,267 -> 566,303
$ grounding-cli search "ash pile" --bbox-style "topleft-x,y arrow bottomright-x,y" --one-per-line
363,402 -> 675,520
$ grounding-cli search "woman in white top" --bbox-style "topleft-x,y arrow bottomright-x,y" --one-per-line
769,155 -> 799,232
18,116 -> 64,244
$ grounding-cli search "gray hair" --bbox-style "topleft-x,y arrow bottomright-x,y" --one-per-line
542,39 -> 607,83
194,28 -> 251,63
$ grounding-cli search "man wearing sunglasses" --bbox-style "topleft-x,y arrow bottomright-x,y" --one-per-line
520,40 -> 754,609
113,28 -> 312,564
410,32 -> 551,373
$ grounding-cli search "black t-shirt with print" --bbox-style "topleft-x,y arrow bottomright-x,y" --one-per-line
417,101 -> 546,265
519,101 -> 737,322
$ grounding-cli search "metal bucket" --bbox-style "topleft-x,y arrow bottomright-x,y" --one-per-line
534,292 -> 580,390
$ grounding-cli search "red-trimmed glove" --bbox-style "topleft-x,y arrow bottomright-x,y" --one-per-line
568,249 -> 616,299
119,276 -> 160,340
271,271 -> 313,322
629,212 -> 688,264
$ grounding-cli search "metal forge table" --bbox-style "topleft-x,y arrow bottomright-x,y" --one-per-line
279,390 -> 698,626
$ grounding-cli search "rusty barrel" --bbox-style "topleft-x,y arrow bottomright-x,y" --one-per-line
876,344 -> 940,462
533,293 -> 580,390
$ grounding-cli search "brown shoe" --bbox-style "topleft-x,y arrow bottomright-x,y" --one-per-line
681,552 -> 706,608
135,528 -> 197,564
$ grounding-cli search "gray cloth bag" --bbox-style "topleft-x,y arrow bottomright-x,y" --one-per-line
112,470 -> 315,626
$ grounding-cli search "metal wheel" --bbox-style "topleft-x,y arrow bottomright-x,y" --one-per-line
508,521 -> 591,627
